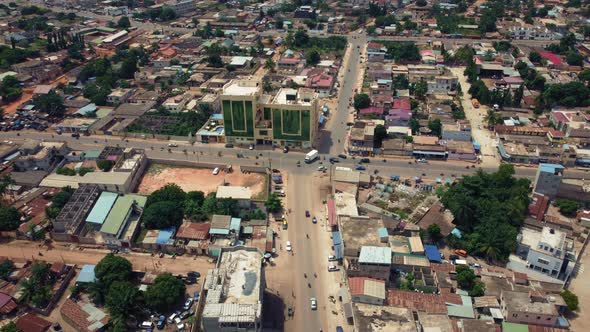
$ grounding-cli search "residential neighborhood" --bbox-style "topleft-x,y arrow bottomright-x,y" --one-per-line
0,0 -> 588,332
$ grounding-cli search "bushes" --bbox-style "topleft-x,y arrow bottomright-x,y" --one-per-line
555,199 -> 579,217
97,160 -> 113,172
561,289 -> 579,311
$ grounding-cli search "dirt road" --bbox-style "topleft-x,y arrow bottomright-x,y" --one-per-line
0,241 -> 214,275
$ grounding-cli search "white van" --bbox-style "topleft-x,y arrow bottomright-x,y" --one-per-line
213,167 -> 220,175
454,259 -> 467,266
139,321 -> 153,329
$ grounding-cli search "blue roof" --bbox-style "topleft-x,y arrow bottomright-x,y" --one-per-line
156,226 -> 176,244
77,265 -> 96,283
319,115 -> 327,124
211,114 -> 223,120
332,231 -> 342,245
539,163 -> 564,173
378,227 -> 388,238
86,192 -> 118,225
210,228 -> 230,235
424,245 -> 442,263
75,103 -> 97,115
230,218 -> 241,233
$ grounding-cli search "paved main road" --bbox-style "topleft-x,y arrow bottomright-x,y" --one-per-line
0,131 -> 540,180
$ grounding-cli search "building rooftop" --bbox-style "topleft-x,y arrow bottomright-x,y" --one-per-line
100,194 -> 147,236
359,246 -> 392,265
202,248 -> 263,324
216,186 -> 252,200
222,80 -> 260,96
540,163 -> 565,174
271,88 -> 317,106
76,264 -> 96,284
503,291 -> 558,315
340,216 -> 384,257
85,191 -> 118,225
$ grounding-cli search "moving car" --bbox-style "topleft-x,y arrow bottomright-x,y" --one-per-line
328,265 -> 339,272
317,166 -> 327,171
329,157 -> 339,163
310,297 -> 317,310
328,255 -> 338,261
224,143 -> 234,148
312,216 -> 317,224
212,167 -> 220,175
286,241 -> 292,251
305,210 -> 310,217
168,143 -> 178,147
283,146 -> 289,153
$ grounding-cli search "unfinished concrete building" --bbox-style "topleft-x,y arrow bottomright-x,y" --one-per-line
201,247 -> 264,332
52,184 -> 101,242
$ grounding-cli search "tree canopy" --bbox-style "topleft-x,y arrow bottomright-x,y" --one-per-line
264,193 -> 283,213
146,183 -> 186,207
95,254 -> 133,289
144,273 -> 186,312
441,164 -> 530,262
0,206 -> 21,231
353,93 -> 371,110
32,90 -> 65,117
142,200 -> 184,229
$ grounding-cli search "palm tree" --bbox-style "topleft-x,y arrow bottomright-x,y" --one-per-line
18,277 -> 36,304
264,58 -> 276,72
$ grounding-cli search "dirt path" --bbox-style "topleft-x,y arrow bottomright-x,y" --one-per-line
1,241 -> 214,275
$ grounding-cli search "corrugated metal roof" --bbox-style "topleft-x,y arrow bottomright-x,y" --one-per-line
363,279 -> 386,299
408,236 -> 424,253
100,194 -> 147,235
424,245 -> 442,263
86,192 -> 118,225
359,246 -> 391,265
76,265 -> 96,283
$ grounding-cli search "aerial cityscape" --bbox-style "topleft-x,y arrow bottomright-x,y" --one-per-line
0,0 -> 588,331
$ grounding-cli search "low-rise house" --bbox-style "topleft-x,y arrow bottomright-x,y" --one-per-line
367,42 -> 387,62
446,141 -> 476,161
107,88 -> 134,105
60,298 -> 108,332
216,186 -> 252,208
350,246 -> 392,282
100,194 -> 147,248
209,215 -> 232,239
0,292 -> 17,315
15,313 -> 52,332
442,122 -> 472,142
306,71 -> 334,97
14,141 -> 68,172
501,291 -> 560,327
381,138 -> 413,156
348,277 -> 386,305
348,120 -> 382,156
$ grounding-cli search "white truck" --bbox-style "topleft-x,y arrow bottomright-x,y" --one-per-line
305,150 -> 319,163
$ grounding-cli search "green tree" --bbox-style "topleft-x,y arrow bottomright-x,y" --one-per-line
0,75 -> 22,103
117,16 -> 131,28
427,119 -> 442,137
413,79 -> 428,100
264,193 -> 283,213
206,54 -> 224,68
353,93 -> 371,110
427,224 -> 442,243
0,322 -> 20,332
373,124 -> 387,148
528,51 -> 542,63
106,281 -> 143,320
145,273 -> 186,312
561,289 -> 579,311
305,50 -> 321,66
264,58 -> 275,71
455,265 -> 476,290
0,206 -> 21,231
566,51 -> 584,66
469,281 -> 485,297
119,57 -> 138,79
95,254 -> 133,290
555,199 -> 579,217
142,201 -> 184,229
0,259 -> 14,280
147,183 -> 186,206
32,90 -> 65,117
409,118 -> 420,135
97,160 -> 114,171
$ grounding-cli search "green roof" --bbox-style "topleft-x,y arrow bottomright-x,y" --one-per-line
501,322 -> 529,332
83,150 -> 102,159
100,194 -> 147,236
95,107 -> 113,119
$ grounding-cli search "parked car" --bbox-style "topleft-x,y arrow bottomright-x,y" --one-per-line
249,144 -> 255,150
305,210 -> 310,217
167,312 -> 179,324
328,255 -> 338,261
193,291 -> 200,302
187,271 -> 201,279
312,216 -> 317,224
157,315 -> 166,330
328,265 -> 339,272
329,157 -> 339,163
224,143 -> 234,148
454,249 -> 468,257
317,166 -> 327,171
338,154 -> 347,159
310,297 -> 317,310
283,146 -> 289,153
355,166 -> 366,171
286,241 -> 292,251
139,321 -> 153,329
168,143 -> 178,147
360,158 -> 370,163
212,167 -> 220,175
183,298 -> 194,310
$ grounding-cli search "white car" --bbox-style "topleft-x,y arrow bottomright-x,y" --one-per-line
328,264 -> 339,272
310,297 -> 317,310
317,166 -> 327,171
212,167 -> 220,175
328,255 -> 338,261
285,241 -> 292,252
249,144 -> 255,150
168,143 -> 178,147
176,322 -> 185,330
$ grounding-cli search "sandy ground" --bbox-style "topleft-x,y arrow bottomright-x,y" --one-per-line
137,163 -> 267,196
568,244 -> 590,331
1,240 -> 214,275
2,75 -> 68,115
